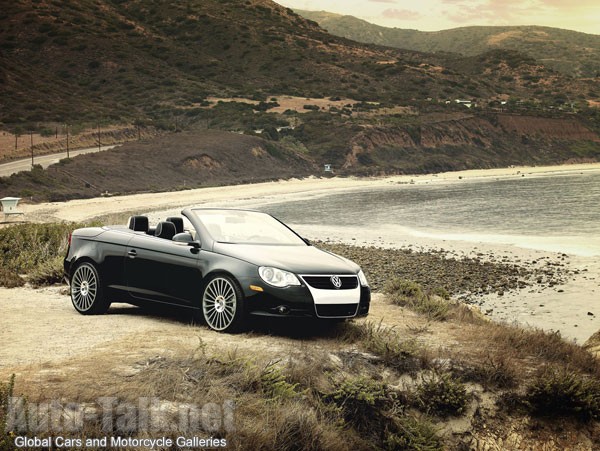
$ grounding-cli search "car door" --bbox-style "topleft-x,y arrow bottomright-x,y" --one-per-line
125,234 -> 204,306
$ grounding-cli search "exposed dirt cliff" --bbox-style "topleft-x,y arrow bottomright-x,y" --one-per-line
343,114 -> 600,173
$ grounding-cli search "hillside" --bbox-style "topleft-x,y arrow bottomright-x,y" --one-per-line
0,129 -> 315,201
297,10 -> 600,78
2,111 -> 600,202
0,0 -> 598,128
1,0 -> 599,183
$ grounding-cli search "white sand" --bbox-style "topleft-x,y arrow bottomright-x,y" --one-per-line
7,162 -> 600,343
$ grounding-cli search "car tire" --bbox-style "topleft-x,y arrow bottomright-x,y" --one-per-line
201,274 -> 245,333
70,262 -> 110,315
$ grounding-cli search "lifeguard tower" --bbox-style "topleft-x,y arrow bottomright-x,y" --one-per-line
1,197 -> 24,221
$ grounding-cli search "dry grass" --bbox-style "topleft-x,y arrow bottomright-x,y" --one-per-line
338,320 -> 431,373
2,270 -> 600,448
485,323 -> 600,376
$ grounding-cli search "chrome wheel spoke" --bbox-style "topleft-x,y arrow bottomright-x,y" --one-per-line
71,264 -> 98,312
203,278 -> 237,331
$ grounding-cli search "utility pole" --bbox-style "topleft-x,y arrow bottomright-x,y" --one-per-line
66,124 -> 70,159
30,132 -> 34,167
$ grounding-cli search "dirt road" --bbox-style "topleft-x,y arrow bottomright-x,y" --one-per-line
0,145 -> 117,177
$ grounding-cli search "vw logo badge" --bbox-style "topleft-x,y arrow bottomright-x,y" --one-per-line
330,276 -> 342,289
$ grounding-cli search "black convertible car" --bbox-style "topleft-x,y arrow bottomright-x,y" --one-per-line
64,208 -> 370,332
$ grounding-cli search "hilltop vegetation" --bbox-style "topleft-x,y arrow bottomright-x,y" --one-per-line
297,10 -> 600,78
0,0 -> 598,128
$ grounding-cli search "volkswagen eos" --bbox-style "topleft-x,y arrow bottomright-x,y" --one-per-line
64,208 -> 370,332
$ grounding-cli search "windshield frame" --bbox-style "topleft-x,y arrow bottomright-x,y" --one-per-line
187,208 -> 308,247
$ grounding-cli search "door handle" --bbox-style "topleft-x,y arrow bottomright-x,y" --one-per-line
127,249 -> 137,258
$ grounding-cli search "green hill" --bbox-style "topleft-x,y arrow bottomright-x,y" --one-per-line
0,0 -> 596,127
297,10 -> 600,78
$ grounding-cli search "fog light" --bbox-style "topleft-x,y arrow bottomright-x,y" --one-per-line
276,305 -> 290,315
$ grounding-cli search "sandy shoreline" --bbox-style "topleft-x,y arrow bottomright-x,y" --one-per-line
13,161 -> 600,224
5,162 -> 600,343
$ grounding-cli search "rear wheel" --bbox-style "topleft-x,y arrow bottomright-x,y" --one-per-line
201,275 -> 245,333
70,262 -> 110,315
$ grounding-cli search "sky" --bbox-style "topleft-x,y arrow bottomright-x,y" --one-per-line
273,0 -> 600,35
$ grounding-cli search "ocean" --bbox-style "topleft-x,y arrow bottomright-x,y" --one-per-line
258,171 -> 600,257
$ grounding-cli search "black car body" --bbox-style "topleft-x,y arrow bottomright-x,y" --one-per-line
64,208 -> 370,332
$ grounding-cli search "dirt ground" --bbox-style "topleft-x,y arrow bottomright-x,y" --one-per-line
0,289 -> 447,378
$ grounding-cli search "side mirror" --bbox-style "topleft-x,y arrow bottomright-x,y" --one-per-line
173,232 -> 194,243
173,233 -> 201,254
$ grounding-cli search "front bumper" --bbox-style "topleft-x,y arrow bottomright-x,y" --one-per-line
242,279 -> 371,319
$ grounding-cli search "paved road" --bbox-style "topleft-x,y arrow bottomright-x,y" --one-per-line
0,145 -> 117,177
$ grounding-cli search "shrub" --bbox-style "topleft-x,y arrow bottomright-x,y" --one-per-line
0,222 -> 96,288
458,355 -> 518,389
385,415 -> 442,451
0,267 -> 24,288
525,367 -> 600,421
260,362 -> 303,401
339,321 -> 428,372
415,372 -> 469,417
303,104 -> 319,111
329,376 -> 395,430
28,255 -> 65,287
0,375 -> 17,451
384,278 -> 450,321
39,127 -> 55,137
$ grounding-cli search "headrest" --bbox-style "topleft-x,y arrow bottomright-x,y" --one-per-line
128,215 -> 149,232
155,221 -> 176,240
166,216 -> 184,234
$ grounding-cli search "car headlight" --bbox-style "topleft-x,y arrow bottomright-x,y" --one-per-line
357,269 -> 369,287
258,266 -> 301,288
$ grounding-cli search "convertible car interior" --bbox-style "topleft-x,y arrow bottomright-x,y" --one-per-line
127,215 -> 188,240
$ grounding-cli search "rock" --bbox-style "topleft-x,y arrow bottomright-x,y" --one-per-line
584,331 -> 600,359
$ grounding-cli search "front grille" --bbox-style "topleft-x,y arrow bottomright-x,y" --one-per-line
315,304 -> 359,318
302,275 -> 358,290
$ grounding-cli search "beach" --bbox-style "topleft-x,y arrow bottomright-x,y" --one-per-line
6,162 -> 600,343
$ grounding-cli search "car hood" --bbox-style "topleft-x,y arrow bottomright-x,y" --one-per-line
212,243 -> 359,274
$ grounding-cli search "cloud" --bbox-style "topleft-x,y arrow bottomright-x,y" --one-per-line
382,8 -> 422,20
441,0 -> 542,25
536,0 -> 599,7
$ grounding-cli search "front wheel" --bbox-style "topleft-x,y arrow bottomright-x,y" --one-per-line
70,262 -> 110,315
201,275 -> 245,333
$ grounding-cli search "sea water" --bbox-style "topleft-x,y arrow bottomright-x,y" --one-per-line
260,171 -> 600,257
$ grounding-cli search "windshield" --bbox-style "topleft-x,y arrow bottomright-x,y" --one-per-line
191,209 -> 306,245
